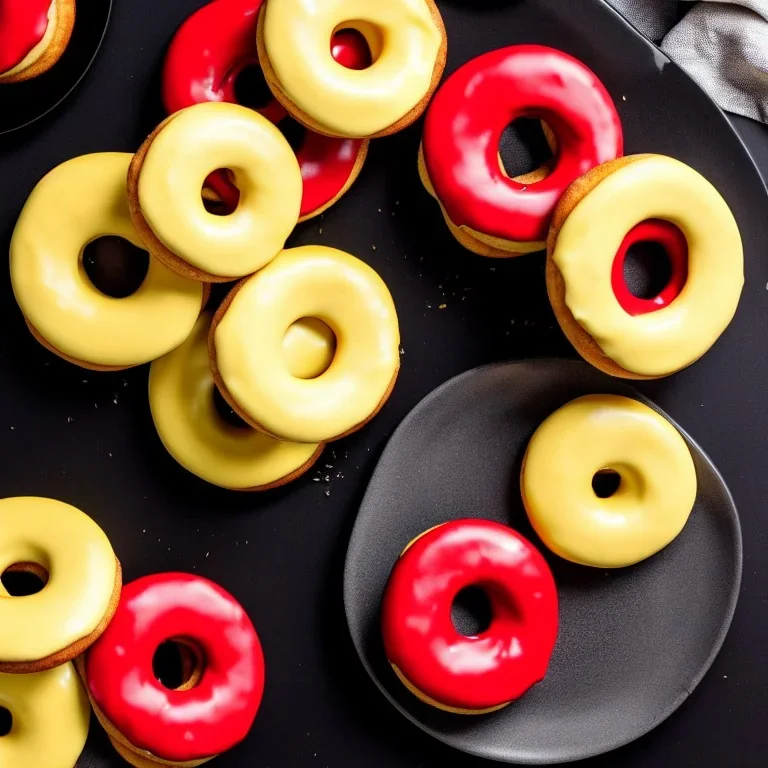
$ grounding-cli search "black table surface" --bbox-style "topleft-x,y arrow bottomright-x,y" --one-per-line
0,2 -> 766,767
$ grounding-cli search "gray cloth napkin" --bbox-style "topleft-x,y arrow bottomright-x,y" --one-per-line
607,0 -> 768,123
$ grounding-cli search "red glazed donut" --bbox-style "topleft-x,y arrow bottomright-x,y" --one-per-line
84,573 -> 265,767
420,45 -> 623,257
612,219 -> 688,316
381,519 -> 558,714
162,0 -> 370,222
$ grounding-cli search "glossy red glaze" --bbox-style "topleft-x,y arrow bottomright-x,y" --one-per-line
611,219 -> 688,315
423,45 -> 623,243
162,0 -> 368,218
85,573 -> 265,763
381,520 -> 558,711
0,0 -> 51,73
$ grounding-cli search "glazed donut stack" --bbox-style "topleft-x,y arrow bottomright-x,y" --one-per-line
0,496 -> 265,768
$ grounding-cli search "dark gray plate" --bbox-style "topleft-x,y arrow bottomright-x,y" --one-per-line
0,0 -> 112,135
344,359 -> 742,765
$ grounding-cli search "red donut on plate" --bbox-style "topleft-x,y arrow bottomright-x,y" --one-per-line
381,519 -> 558,714
82,573 -> 265,767
419,45 -> 623,257
162,0 -> 370,222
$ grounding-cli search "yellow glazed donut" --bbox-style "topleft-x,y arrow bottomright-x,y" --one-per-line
10,153 -> 205,372
150,313 -> 333,490
0,497 -> 121,673
257,0 -> 447,139
128,102 -> 303,282
211,245 -> 400,444
521,394 -> 697,568
546,154 -> 744,379
0,663 -> 90,768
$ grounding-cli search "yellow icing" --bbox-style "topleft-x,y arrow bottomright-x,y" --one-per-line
0,497 -> 117,662
552,154 -> 744,376
10,153 -> 204,368
149,313 -> 330,490
214,245 -> 400,443
263,0 -> 443,137
521,395 -> 697,568
0,1 -> 57,80
0,664 -> 90,768
138,103 -> 302,278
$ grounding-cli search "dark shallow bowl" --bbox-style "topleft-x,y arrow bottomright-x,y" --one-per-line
0,0 -> 112,135
345,359 -> 742,764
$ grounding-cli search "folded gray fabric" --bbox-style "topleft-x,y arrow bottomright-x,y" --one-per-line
607,0 -> 768,123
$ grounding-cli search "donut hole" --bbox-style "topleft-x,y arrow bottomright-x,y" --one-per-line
1,562 -> 49,596
498,118 -> 555,180
202,170 -> 240,217
233,63 -> 275,111
623,240 -> 674,300
592,469 -> 622,499
153,638 -> 205,691
213,386 -> 251,430
284,318 -> 337,380
278,117 -> 308,153
82,236 -> 149,299
451,586 -> 493,637
0,707 -> 12,737
331,27 -> 375,69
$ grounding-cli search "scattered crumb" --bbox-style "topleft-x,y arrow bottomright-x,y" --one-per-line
9,426 -> 14,431
67,416 -> 74,423
399,345 -> 405,355
113,397 -> 119,405
108,452 -> 112,458
205,552 -> 210,558
622,95 -> 627,101
142,529 -> 146,534
439,303 -> 447,310
371,245 -> 377,251
324,489 -> 330,497
82,379 -> 88,384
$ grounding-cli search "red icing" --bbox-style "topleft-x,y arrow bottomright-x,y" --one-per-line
162,0 -> 368,218
0,0 -> 51,74
423,45 -> 623,243
381,520 -> 558,711
611,219 -> 688,315
85,573 -> 265,763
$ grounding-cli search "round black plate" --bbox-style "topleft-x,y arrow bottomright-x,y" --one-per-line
344,360 -> 742,765
0,0 -> 112,135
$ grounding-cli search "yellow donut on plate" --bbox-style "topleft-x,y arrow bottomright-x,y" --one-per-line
10,153 -> 205,371
128,102 -> 303,282
521,395 -> 697,568
210,245 -> 401,444
0,664 -> 90,768
149,313 -> 332,491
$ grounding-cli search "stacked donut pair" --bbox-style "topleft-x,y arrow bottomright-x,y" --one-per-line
0,496 -> 264,768
381,395 -> 697,714
421,45 -> 745,379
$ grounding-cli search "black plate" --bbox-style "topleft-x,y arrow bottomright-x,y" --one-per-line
344,359 -> 742,764
0,0 -> 766,766
0,0 -> 112,135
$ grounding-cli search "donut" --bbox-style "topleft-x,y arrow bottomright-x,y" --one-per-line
546,154 -> 744,378
149,313 -> 333,490
0,0 -> 75,84
0,664 -> 90,768
210,245 -> 400,444
83,573 -> 265,768
162,0 -> 370,222
0,497 -> 121,673
521,394 -> 697,568
10,153 -> 206,372
256,0 -> 447,139
381,519 -> 558,714
420,45 -> 623,257
127,102 -> 303,282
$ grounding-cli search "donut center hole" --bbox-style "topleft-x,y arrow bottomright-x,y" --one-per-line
0,708 -> 12,737
213,386 -> 251,430
499,119 -> 555,180
283,318 -> 337,380
332,24 -> 378,68
202,170 -> 240,216
82,237 -> 149,299
278,117 -> 307,153
623,241 -> 674,300
1,563 -> 49,596
233,63 -> 275,110
592,469 -> 622,498
153,639 -> 205,691
451,586 -> 493,637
